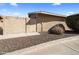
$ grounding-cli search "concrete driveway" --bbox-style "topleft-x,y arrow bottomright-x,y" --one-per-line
4,35 -> 79,55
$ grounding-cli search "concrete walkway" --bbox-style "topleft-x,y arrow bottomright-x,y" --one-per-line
0,32 -> 40,39
4,35 -> 79,55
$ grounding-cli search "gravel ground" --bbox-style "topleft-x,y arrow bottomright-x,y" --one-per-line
0,30 -> 79,54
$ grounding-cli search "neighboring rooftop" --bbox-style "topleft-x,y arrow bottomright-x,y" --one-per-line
28,11 -> 67,18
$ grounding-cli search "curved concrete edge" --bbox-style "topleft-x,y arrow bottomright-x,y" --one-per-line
4,35 -> 79,55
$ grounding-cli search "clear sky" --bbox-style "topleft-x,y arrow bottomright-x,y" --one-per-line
0,3 -> 79,17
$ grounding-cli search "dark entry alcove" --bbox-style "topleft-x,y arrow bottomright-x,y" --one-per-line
0,27 -> 3,35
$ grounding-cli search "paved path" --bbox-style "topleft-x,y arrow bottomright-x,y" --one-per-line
0,32 -> 40,39
4,35 -> 79,55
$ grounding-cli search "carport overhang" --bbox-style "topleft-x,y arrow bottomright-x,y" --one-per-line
28,11 -> 67,18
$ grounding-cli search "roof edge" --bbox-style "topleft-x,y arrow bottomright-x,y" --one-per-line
28,11 -> 67,18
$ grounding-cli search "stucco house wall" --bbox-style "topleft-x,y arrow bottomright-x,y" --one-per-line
27,12 -> 69,33
39,15 -> 68,32
0,16 -> 26,35
26,18 -> 36,32
0,12 -> 69,35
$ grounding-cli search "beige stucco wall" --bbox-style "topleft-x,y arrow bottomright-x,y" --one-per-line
27,14 -> 69,33
41,16 -> 69,32
0,14 -> 69,35
3,16 -> 26,34
26,18 -> 36,32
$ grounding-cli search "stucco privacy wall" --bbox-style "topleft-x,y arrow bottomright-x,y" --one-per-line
1,16 -> 26,34
0,12 -> 69,35
40,15 -> 69,32
27,13 -> 69,33
26,18 -> 37,32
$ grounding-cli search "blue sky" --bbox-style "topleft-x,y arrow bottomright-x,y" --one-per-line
0,3 -> 79,17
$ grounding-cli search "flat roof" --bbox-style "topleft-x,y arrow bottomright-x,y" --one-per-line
28,11 -> 67,18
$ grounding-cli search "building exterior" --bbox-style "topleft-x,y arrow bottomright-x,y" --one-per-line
0,16 -> 26,35
26,11 -> 68,33
0,11 -> 69,35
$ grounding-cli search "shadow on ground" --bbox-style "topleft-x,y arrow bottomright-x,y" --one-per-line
65,30 -> 79,34
0,30 -> 79,55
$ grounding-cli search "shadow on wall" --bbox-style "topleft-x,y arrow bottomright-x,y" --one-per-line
27,13 -> 66,25
0,27 -> 3,35
0,16 -> 3,35
26,17 -> 65,25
